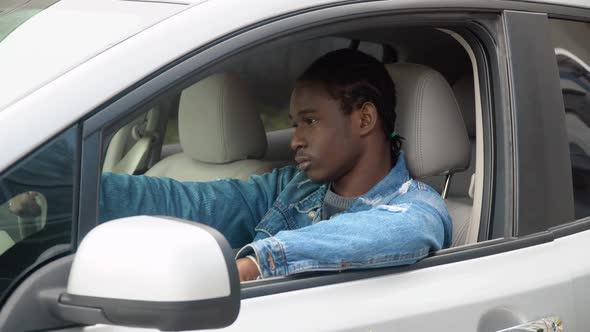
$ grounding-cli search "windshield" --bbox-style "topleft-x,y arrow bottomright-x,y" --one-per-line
0,0 -> 59,43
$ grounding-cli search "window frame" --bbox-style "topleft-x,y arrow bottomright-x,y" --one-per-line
78,7 -> 502,298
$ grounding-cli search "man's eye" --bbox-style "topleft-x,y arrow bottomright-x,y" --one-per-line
304,118 -> 317,125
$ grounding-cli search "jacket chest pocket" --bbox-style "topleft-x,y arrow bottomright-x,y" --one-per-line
253,204 -> 291,240
253,194 -> 324,240
291,186 -> 324,224
293,201 -> 322,227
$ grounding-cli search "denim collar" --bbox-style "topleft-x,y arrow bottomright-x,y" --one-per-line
348,151 -> 411,212
293,151 -> 411,215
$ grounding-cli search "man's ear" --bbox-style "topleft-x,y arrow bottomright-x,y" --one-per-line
357,101 -> 378,136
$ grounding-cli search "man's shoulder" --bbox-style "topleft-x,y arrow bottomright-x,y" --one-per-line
391,179 -> 449,214
376,178 -> 444,207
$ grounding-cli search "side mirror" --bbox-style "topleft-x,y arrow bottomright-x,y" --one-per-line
55,216 -> 240,331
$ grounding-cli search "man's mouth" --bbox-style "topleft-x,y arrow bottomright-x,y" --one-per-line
295,155 -> 311,171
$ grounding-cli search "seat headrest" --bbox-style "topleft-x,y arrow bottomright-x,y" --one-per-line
386,63 -> 470,178
179,72 -> 267,164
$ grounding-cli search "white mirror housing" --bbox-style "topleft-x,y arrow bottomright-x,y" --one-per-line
56,216 -> 240,330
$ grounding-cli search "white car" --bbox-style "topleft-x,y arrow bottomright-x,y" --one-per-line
0,0 -> 589,331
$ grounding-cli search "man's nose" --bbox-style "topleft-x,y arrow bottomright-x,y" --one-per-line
290,126 -> 306,151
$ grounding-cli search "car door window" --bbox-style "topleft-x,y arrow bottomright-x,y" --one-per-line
98,25 -> 485,261
0,126 -> 77,301
549,19 -> 590,219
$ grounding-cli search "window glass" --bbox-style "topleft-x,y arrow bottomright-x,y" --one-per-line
549,19 -> 590,219
0,127 -> 76,300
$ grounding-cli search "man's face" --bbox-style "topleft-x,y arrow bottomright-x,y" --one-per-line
289,81 -> 362,183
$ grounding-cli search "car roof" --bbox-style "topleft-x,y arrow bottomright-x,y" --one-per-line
0,0 -> 588,171
0,0 -> 207,112
0,0 -> 588,113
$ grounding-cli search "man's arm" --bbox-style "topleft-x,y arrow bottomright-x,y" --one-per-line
237,190 -> 451,279
100,166 -> 299,249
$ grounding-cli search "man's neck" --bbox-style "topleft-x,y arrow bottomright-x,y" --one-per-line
331,145 -> 393,198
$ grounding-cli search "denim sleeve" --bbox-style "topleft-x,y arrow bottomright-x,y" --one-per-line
99,166 -> 298,248
240,189 -> 451,278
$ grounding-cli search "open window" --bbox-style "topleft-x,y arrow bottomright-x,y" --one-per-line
96,14 -> 495,286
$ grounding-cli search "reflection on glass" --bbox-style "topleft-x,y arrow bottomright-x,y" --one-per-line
8,190 -> 46,234
556,48 -> 590,219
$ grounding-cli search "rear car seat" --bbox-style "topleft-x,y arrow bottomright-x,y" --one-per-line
146,72 -> 276,181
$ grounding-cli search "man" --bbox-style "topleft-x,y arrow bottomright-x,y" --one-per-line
100,49 -> 452,281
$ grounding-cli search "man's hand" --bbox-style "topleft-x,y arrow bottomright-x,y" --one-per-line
236,257 -> 261,282
8,192 -> 42,218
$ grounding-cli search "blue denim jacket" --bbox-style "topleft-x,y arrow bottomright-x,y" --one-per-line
100,153 -> 452,279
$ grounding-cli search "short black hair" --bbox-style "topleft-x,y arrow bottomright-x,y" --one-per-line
297,48 -> 403,162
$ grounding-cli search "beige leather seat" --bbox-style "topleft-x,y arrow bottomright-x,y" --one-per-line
405,74 -> 479,245
386,63 -> 473,247
146,72 -> 276,181
422,75 -> 477,197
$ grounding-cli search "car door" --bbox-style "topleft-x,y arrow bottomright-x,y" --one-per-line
0,1 -> 588,332
228,9 -> 578,331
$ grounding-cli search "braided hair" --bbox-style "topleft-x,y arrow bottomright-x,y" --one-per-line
297,48 -> 403,164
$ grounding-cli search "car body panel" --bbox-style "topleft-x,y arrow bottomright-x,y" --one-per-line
223,238 -> 576,331
49,237 -> 577,331
556,228 -> 590,330
532,0 -> 590,7
0,0 -> 197,112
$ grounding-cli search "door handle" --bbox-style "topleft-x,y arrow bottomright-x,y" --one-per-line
497,316 -> 562,332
